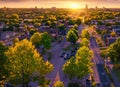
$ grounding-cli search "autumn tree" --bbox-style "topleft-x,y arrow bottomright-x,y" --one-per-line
53,81 -> 64,87
110,31 -> 117,37
5,39 -> 53,86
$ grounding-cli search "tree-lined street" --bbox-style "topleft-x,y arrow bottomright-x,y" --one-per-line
90,37 -> 111,87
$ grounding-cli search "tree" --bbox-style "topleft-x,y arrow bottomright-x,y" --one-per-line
68,19 -> 75,25
66,28 -> 78,43
29,29 -> 38,35
30,32 -> 42,47
81,29 -> 90,39
53,81 -> 64,87
11,14 -> 19,19
108,38 -> 120,62
75,46 -> 93,79
62,57 -> 77,80
75,18 -> 81,25
0,42 -> 8,85
41,32 -> 51,49
13,38 -> 19,46
5,39 -> 53,86
80,38 -> 90,46
73,24 -> 78,30
70,28 -> 78,37
110,31 -> 117,37
58,24 -> 65,32
63,46 -> 93,80
45,20 -> 51,26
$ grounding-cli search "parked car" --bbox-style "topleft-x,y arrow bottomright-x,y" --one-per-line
60,52 -> 65,57
64,53 -> 69,60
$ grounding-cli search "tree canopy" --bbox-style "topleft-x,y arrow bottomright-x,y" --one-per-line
5,39 -> 53,86
80,38 -> 90,47
53,81 -> 64,87
63,46 -> 93,80
0,42 -> 8,84
30,32 -> 51,49
108,38 -> 120,62
66,28 -> 78,43
81,29 -> 90,39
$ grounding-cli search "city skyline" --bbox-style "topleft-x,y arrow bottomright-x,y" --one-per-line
0,0 -> 120,8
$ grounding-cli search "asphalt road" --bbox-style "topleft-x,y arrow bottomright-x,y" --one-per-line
90,37 -> 111,87
46,38 -> 70,87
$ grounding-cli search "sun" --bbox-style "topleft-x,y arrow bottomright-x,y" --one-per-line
71,3 -> 79,9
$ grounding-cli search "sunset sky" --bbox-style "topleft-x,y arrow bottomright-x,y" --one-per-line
0,0 -> 120,8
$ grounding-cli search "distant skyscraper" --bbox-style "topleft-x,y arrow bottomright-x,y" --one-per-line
95,6 -> 98,9
85,4 -> 88,10
35,6 -> 37,9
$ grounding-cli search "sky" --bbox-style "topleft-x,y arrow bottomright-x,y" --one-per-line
0,0 -> 120,8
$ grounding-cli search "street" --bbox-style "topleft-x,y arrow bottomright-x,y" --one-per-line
46,38 -> 70,87
90,37 -> 111,87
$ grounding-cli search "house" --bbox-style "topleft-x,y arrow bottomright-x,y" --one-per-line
0,22 -> 5,29
0,31 -> 18,40
106,37 -> 117,45
112,25 -> 120,36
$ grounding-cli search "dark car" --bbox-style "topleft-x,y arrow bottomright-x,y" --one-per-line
60,52 -> 65,57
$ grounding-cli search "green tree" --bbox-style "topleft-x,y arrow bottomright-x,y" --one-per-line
45,20 -> 51,26
13,38 -> 19,46
70,28 -> 78,37
30,32 -> 42,47
75,46 -> 93,79
81,29 -> 90,39
0,42 -> 8,86
80,38 -> 90,46
62,57 -> 76,80
5,39 -> 53,86
41,32 -> 51,49
66,28 -> 78,43
11,14 -> 19,19
75,18 -> 81,25
53,81 -> 64,87
63,46 -> 93,80
108,38 -> 120,62
58,24 -> 65,32
73,24 -> 78,30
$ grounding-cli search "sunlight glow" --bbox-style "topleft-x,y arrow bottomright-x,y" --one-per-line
71,3 -> 79,9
